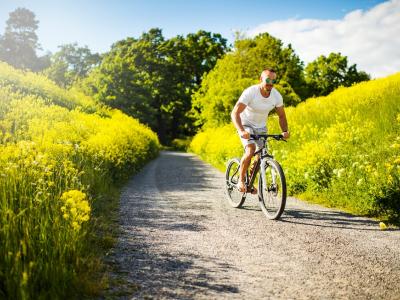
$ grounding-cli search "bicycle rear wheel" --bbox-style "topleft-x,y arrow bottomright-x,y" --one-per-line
225,158 -> 246,208
258,159 -> 286,219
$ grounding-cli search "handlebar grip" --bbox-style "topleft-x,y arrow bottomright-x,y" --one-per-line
271,134 -> 287,142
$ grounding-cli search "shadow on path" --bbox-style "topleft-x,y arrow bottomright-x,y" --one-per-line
115,232 -> 239,299
106,151 -> 240,299
282,208 -> 399,231
232,196 -> 397,232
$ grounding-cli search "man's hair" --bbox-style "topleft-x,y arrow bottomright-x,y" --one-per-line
260,68 -> 276,80
264,68 -> 276,73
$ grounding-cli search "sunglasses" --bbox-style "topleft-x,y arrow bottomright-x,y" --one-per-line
265,78 -> 277,84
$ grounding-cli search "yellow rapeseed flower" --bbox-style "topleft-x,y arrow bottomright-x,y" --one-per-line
21,272 -> 28,286
70,207 -> 77,216
385,163 -> 393,171
65,198 -> 75,207
72,221 -> 81,231
80,215 -> 89,222
379,222 -> 388,230
60,190 -> 91,230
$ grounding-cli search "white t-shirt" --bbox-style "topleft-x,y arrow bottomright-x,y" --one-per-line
238,84 -> 283,129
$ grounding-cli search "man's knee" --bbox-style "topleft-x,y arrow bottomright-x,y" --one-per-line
246,144 -> 256,154
243,144 -> 256,159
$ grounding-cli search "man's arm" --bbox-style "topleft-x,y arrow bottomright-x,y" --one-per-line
275,106 -> 290,139
231,102 -> 250,139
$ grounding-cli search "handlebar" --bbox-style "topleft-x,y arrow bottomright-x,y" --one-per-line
249,134 -> 287,142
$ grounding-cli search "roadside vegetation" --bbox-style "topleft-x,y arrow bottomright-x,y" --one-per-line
0,62 -> 159,299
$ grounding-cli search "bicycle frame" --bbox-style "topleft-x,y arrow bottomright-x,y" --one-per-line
246,137 -> 275,193
225,133 -> 286,219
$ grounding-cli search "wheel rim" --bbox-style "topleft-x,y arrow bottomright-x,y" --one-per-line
260,164 -> 284,218
226,161 -> 244,206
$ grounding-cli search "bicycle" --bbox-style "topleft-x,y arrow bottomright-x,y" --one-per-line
225,134 -> 287,220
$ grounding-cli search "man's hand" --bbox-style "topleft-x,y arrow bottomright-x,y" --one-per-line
282,131 -> 290,140
240,130 -> 250,140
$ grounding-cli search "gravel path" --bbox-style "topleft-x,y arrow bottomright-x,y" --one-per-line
106,151 -> 400,299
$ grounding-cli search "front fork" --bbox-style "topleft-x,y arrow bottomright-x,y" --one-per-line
260,157 -> 276,194
260,159 -> 267,195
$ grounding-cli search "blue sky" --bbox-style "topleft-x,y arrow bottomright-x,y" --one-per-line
0,0 -> 386,52
0,0 -> 398,77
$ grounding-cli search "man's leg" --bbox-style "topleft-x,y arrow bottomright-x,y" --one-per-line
238,144 -> 255,192
247,154 -> 260,194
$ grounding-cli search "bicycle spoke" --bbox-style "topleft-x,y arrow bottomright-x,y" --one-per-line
225,158 -> 246,208
258,159 -> 286,219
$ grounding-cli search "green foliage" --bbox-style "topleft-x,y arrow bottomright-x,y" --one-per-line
190,73 -> 400,224
163,30 -> 228,138
83,28 -> 228,144
305,52 -> 370,97
43,43 -> 101,88
171,137 -> 193,151
0,62 -> 160,299
0,61 -> 98,112
191,32 -> 305,128
0,8 -> 50,71
83,29 -> 163,134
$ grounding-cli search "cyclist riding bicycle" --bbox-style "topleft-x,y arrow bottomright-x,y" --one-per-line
230,68 -> 290,194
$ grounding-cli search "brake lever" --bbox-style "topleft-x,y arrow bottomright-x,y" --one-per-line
276,135 -> 287,142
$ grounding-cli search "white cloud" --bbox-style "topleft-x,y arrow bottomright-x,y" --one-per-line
246,0 -> 400,78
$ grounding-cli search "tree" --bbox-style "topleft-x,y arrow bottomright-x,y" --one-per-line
84,28 -> 228,144
44,43 -> 101,87
191,32 -> 306,128
162,31 -> 228,137
83,36 -> 158,130
305,52 -> 370,97
166,31 -> 228,87
0,8 -> 48,71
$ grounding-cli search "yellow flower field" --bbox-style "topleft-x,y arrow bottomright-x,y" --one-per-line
0,62 -> 160,299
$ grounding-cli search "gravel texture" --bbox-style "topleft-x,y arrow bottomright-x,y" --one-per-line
105,151 -> 400,299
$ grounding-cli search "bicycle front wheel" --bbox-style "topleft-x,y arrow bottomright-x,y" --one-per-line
258,159 -> 286,220
225,158 -> 246,208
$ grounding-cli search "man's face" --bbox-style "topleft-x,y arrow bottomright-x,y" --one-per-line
261,71 -> 277,92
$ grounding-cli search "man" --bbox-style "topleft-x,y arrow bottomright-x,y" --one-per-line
231,68 -> 290,193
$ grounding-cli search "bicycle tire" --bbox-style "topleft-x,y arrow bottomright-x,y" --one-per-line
258,158 -> 286,220
225,158 -> 246,208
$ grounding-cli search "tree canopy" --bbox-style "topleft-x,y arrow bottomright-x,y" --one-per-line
305,52 -> 370,97
83,28 -> 228,143
0,8 -> 49,71
43,43 -> 101,88
191,32 -> 306,128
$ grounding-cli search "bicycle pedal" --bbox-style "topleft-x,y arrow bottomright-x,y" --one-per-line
247,187 -> 258,195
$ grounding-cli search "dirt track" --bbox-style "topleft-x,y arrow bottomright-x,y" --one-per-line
105,151 -> 400,299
